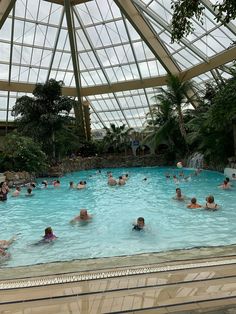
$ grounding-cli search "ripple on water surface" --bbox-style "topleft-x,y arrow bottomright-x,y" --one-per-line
0,167 -> 236,267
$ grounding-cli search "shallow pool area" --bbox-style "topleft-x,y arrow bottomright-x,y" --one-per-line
1,167 -> 236,268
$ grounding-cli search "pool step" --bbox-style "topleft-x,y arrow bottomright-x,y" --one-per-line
0,258 -> 236,313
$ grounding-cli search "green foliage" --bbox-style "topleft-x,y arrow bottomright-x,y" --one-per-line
102,124 -> 133,154
206,75 -> 236,130
186,77 -> 236,165
171,0 -> 236,42
153,74 -> 196,144
214,0 -> 236,24
171,0 -> 204,42
0,133 -> 48,173
12,79 -> 78,159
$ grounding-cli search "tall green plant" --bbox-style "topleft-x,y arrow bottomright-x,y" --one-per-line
153,74 -> 196,146
142,99 -> 178,154
0,133 -> 48,173
12,79 -> 78,159
103,124 -> 133,154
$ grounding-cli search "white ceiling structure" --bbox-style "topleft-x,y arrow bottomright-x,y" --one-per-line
0,0 -> 235,135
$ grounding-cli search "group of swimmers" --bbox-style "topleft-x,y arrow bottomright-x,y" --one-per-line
1,170 -> 235,259
173,188 -> 219,210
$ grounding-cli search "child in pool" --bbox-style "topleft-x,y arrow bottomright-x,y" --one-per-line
43,227 -> 57,242
133,217 -> 145,231
187,197 -> 202,208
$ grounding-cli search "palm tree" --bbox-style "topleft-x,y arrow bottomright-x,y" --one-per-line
142,98 -> 178,154
103,124 -> 133,154
154,74 -> 197,144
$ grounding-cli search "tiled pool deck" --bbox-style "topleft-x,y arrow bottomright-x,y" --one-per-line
0,245 -> 236,313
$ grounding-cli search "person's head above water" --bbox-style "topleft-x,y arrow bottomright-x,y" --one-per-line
133,217 -> 145,231
79,209 -> 89,219
44,227 -> 53,237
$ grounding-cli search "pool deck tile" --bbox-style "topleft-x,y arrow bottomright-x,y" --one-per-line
1,249 -> 236,313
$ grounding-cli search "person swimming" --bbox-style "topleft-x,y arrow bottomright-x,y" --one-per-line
33,227 -> 57,245
43,227 -> 57,241
187,197 -> 202,208
70,209 -> 92,224
173,188 -> 186,201
133,217 -> 145,231
205,195 -> 219,211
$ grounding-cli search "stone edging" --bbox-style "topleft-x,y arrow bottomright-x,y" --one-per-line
1,258 -> 236,290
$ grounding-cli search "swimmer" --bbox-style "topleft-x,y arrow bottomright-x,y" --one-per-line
118,176 -> 126,185
25,187 -> 34,196
70,209 -> 92,224
0,181 -> 9,201
173,188 -> 186,201
165,173 -> 171,179
205,195 -> 219,211
69,181 -> 76,189
32,227 -> 57,245
0,248 -> 10,259
133,217 -> 145,231
232,173 -> 236,180
219,180 -> 231,189
43,227 -> 57,242
41,181 -> 48,188
0,236 -> 16,249
12,186 -> 21,197
77,181 -> 86,189
108,174 -> 117,186
187,197 -> 202,209
53,180 -> 60,187
122,174 -> 129,181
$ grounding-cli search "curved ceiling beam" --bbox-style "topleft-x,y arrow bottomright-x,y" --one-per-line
0,0 -> 16,29
0,45 -> 235,96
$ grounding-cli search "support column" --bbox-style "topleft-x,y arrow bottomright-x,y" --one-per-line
64,0 -> 86,139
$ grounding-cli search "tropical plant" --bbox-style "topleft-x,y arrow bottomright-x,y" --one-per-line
12,79 -> 79,159
205,73 -> 236,156
186,75 -> 236,164
153,74 -> 197,145
102,124 -> 133,154
0,133 -> 48,173
142,99 -> 179,154
171,0 -> 236,42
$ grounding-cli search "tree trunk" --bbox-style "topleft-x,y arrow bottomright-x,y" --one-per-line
177,105 -> 187,143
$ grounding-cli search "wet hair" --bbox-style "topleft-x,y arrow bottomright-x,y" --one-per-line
191,197 -> 197,204
207,195 -> 214,203
27,188 -> 32,194
119,176 -> 123,180
225,177 -> 229,182
176,188 -> 181,192
45,227 -> 53,235
137,217 -> 145,223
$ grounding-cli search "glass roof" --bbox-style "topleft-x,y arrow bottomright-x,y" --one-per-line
0,0 -> 235,133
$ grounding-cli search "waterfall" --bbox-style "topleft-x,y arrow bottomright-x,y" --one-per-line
187,152 -> 204,169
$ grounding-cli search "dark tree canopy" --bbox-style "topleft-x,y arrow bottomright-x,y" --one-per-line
171,0 -> 236,42
12,79 -> 76,158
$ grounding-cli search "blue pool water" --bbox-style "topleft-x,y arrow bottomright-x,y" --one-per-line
0,167 -> 236,267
